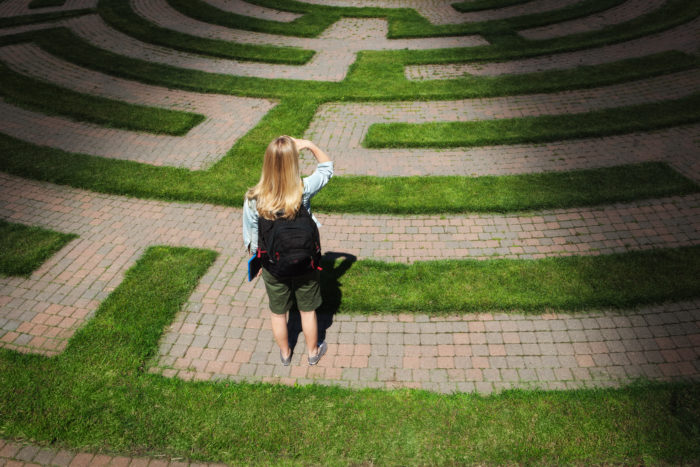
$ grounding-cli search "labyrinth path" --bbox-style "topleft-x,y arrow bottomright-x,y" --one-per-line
0,0 -> 698,396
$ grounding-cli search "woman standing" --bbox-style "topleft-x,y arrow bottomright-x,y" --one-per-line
243,135 -> 333,366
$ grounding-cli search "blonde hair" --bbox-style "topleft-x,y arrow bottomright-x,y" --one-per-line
246,135 -> 303,220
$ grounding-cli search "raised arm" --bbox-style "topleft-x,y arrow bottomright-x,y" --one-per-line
292,138 -> 331,164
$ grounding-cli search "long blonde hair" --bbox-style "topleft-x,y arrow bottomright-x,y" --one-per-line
246,135 -> 303,220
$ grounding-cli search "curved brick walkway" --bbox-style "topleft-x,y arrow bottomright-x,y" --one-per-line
297,0 -> 580,25
135,0 -> 480,50
405,15 -> 700,79
304,70 -> 700,176
201,0 -> 301,22
62,13 -> 484,82
0,43 -> 276,169
519,0 -> 666,40
301,125 -> 700,179
1,173 -> 698,393
0,439 -> 221,467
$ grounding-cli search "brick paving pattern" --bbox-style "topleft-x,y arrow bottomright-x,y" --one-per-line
135,0 -> 481,50
59,13 -> 485,83
519,0 -> 667,40
405,16 -> 700,79
0,439 -> 224,467
302,125 -> 700,179
305,70 -> 700,177
0,43 -> 276,169
1,173 -> 699,378
298,0 -> 581,25
200,0 -> 302,22
0,0 -> 697,401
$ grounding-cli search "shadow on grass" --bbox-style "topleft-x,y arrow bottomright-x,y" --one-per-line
287,252 -> 356,349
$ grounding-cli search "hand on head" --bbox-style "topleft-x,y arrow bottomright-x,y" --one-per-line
290,137 -> 313,152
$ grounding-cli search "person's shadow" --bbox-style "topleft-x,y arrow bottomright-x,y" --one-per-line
287,252 -> 356,349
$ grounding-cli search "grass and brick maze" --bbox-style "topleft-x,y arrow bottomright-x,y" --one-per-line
0,0 -> 699,464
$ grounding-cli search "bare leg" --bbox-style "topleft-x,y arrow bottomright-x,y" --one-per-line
299,309 -> 319,357
270,311 -> 291,358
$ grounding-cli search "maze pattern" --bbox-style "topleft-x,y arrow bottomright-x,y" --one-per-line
0,0 -> 699,395
298,0 -> 583,24
405,15 -> 700,79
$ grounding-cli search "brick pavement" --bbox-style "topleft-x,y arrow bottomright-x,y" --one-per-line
136,0 -> 481,50
301,125 -> 700,179
0,43 -> 276,169
0,0 -> 698,398
405,15 -> 700,79
73,1 -> 487,84
519,0 -> 667,40
297,0 -> 581,25
60,13 -> 483,83
200,0 -> 301,23
1,173 -> 699,391
305,70 -> 700,177
0,438 -> 225,467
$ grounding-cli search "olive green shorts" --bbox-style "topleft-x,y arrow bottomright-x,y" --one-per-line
261,268 -> 322,315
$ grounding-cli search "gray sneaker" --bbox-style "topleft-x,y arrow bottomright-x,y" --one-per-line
280,349 -> 292,366
308,341 -> 327,366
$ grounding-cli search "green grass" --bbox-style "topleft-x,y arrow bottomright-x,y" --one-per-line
97,0 -> 314,65
320,246 -> 700,313
237,0 -> 629,40
397,0 -> 699,60
315,162 -> 699,214
32,26 -> 700,100
364,94 -> 700,149
1,25 -> 698,214
0,246 -> 698,464
0,64 -> 205,136
1,123 -> 695,213
0,220 -> 77,277
451,0 -> 533,12
28,0 -> 66,8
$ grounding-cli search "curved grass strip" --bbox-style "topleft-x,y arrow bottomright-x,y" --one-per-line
0,34 -> 697,214
315,162 -> 698,214
167,0 -> 339,38
321,246 -> 700,313
0,64 -> 205,136
400,0 -> 699,63
98,0 -> 314,65
0,220 -> 77,277
452,0 -> 534,13
170,0 -> 444,38
0,8 -> 93,28
349,51 -> 700,100
240,0 -> 625,39
0,123 -> 695,213
0,246 -> 698,464
28,0 -> 66,8
392,0 -> 627,38
32,27 -> 700,101
364,94 -> 700,149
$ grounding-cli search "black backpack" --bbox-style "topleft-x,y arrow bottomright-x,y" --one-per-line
257,204 -> 322,278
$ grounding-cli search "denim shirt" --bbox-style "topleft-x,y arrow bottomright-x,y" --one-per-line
243,161 -> 334,254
